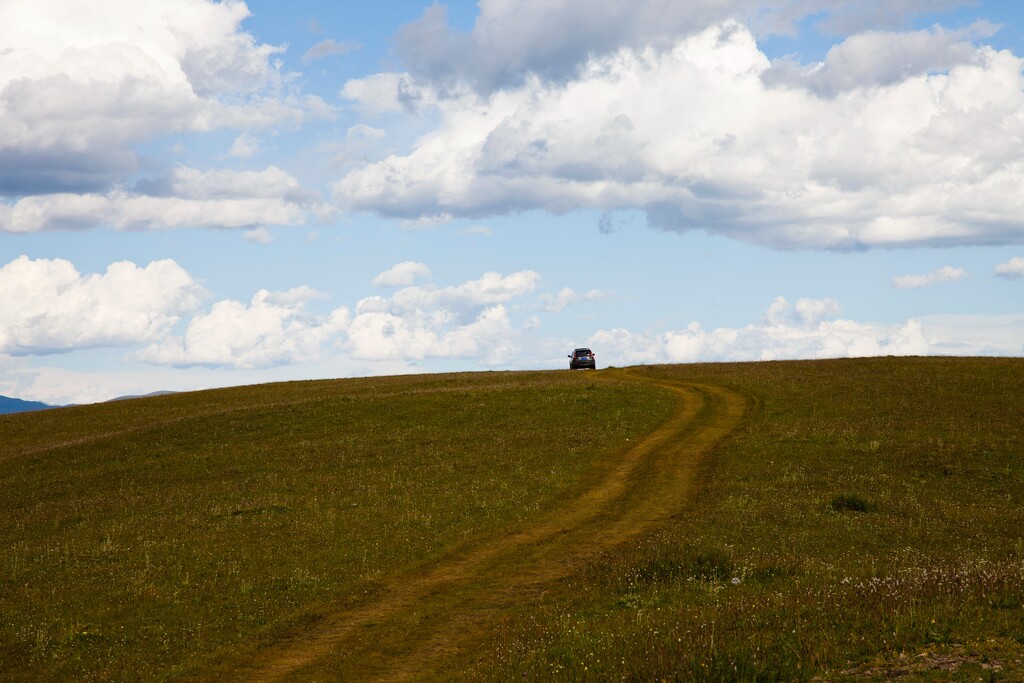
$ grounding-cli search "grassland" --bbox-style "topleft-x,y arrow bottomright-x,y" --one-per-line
2,357 -> 1023,681
0,371 -> 673,680
477,358 -> 1024,681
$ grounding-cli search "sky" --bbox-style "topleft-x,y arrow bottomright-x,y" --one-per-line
1,0 -> 1023,405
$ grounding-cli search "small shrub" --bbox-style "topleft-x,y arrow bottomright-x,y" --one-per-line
686,550 -> 735,582
629,549 -> 734,585
830,493 -> 875,513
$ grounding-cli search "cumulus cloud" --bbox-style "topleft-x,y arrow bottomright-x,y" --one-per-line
591,296 -> 928,365
400,214 -> 455,229
0,256 -> 204,355
346,304 -> 514,363
892,265 -> 968,289
0,165 -> 324,232
540,287 -> 608,312
387,270 -> 540,312
264,285 -> 328,306
766,296 -> 842,327
765,23 -> 997,95
588,295 -> 1024,367
335,20 -> 1024,250
160,166 -> 316,202
138,288 -> 350,369
4,252 -> 1022,399
373,261 -> 432,287
995,257 -> 1024,279
0,255 -> 543,370
393,0 -> 971,93
341,72 -> 442,115
346,124 -> 387,142
808,0 -> 972,35
0,0 -> 328,196
229,132 -> 262,159
0,0 -> 333,233
134,268 -> 539,368
345,269 -> 540,362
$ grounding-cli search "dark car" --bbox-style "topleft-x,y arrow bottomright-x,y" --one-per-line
568,347 -> 596,370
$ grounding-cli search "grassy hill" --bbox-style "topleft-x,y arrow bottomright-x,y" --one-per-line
2,358 -> 1023,680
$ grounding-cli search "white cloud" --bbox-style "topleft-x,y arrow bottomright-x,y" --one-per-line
3,252 -> 1022,402
591,296 -> 929,365
341,72 -> 442,115
0,166 -> 323,232
264,285 -> 328,306
244,228 -> 273,244
166,166 -> 315,202
346,124 -> 387,142
345,270 -> 540,362
765,23 -> 997,95
589,296 -> 1024,367
392,0 -> 970,92
917,313 -> 1024,355
229,132 -> 262,159
0,256 -> 204,355
388,270 -> 540,312
400,214 -> 455,229
541,287 -> 608,312
137,289 -> 350,369
334,20 -> 1024,250
373,261 -> 432,287
0,191 -> 309,233
0,0 -> 328,196
346,304 -> 513,362
134,268 -> 538,369
302,38 -> 361,64
766,296 -> 842,327
892,265 -> 968,289
320,124 -> 390,170
808,1 -> 972,35
995,257 -> 1024,279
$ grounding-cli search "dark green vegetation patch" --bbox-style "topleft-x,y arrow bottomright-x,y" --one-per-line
830,493 -> 875,513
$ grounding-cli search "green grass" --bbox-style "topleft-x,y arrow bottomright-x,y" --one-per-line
0,371 -> 673,680
475,357 -> 1024,681
4,357 -> 1024,681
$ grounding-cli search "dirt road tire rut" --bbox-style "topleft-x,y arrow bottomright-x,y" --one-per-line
221,370 -> 748,681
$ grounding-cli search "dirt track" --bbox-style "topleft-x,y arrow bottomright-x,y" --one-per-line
221,370 -> 749,681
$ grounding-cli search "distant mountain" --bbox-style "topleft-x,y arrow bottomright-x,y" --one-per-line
0,395 -> 56,414
109,391 -> 177,402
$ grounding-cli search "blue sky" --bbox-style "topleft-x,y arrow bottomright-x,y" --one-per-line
1,0 -> 1023,404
